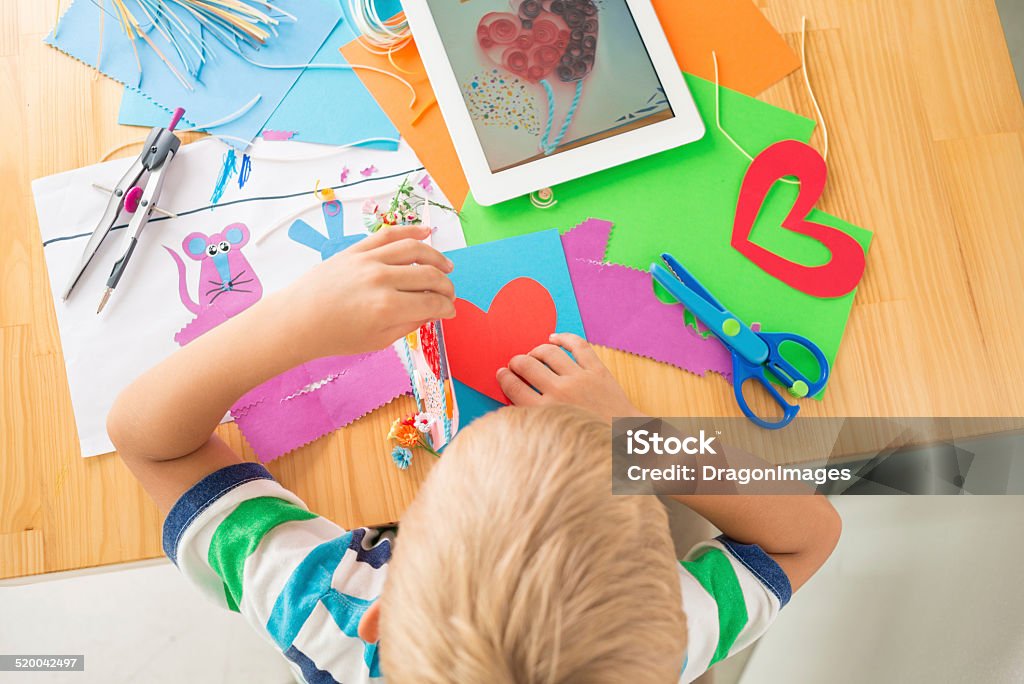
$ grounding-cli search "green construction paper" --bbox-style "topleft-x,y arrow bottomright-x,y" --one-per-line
459,73 -> 872,393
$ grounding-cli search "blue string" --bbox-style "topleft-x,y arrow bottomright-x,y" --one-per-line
540,79 -> 556,152
540,79 -> 584,155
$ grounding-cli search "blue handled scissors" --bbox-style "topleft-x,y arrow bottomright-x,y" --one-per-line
650,253 -> 830,429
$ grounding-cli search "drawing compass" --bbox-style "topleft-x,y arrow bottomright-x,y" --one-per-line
63,108 -> 184,314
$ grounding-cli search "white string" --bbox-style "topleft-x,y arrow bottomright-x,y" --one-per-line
256,1 -> 296,22
242,137 -> 403,161
100,128 -> 399,163
255,187 -> 396,245
100,139 -> 146,162
90,182 -> 179,217
177,95 -> 263,133
800,16 -> 829,161
237,52 -> 417,107
713,16 -> 829,172
255,202 -> 323,245
347,0 -> 412,53
99,96 -> 264,161
712,52 -> 755,163
171,134 -> 402,158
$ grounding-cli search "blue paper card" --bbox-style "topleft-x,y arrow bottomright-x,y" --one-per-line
117,0 -> 401,148
444,229 -> 587,427
47,0 -> 340,148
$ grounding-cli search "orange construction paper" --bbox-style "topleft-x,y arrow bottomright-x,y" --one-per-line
652,0 -> 801,97
340,1 -> 798,207
339,41 -> 471,207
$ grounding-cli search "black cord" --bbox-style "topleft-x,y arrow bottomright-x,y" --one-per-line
42,166 -> 425,247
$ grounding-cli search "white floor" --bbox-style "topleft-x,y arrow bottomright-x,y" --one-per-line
4,497 -> 1024,683
740,496 -> 1024,684
0,561 -> 294,684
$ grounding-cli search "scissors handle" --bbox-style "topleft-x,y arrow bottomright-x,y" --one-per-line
730,332 -> 831,430
731,355 -> 802,430
758,331 -> 830,397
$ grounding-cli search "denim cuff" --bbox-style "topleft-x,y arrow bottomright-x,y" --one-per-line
716,534 -> 793,607
162,462 -> 275,564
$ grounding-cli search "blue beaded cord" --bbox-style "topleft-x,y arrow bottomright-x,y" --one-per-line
540,79 -> 584,155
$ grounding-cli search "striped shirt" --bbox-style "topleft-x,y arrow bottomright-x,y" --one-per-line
164,463 -> 789,683
163,463 -> 391,683
677,538 -> 791,682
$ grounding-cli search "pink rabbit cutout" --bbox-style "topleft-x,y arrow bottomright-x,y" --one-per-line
166,223 -> 263,346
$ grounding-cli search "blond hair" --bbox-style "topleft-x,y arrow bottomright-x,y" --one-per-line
380,404 -> 686,683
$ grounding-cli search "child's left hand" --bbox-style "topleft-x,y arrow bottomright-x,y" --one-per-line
284,225 -> 456,360
496,333 -> 643,423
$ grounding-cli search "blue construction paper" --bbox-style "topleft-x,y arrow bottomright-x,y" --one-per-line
452,379 -> 502,425
117,0 -> 401,148
444,229 -> 587,427
288,201 -> 365,259
47,0 -> 341,149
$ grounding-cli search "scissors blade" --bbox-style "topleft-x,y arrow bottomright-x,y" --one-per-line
61,158 -> 146,300
651,254 -> 770,366
651,263 -> 723,326
659,253 -> 727,311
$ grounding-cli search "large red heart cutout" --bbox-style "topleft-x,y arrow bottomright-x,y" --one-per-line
443,277 -> 557,404
732,139 -> 866,298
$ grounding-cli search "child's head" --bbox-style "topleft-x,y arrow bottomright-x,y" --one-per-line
376,404 -> 686,682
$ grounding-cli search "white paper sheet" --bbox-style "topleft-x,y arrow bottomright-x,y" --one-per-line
32,139 -> 465,458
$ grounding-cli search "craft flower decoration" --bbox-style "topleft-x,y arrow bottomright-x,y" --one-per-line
362,176 -> 456,233
386,414 -> 441,469
388,419 -> 422,449
391,446 -> 413,470
413,412 -> 434,433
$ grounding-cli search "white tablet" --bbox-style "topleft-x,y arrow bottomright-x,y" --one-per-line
403,0 -> 705,205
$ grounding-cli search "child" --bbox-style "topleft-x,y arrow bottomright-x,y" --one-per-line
108,225 -> 840,683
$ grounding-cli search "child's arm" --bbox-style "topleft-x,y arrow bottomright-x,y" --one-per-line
667,495 -> 839,591
499,333 -> 840,591
108,225 -> 455,512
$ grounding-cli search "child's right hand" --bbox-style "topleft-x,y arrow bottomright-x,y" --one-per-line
285,225 -> 456,360
497,333 -> 644,423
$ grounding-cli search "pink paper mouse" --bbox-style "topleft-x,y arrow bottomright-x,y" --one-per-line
166,223 -> 263,346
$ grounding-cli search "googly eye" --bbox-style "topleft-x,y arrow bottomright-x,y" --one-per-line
206,244 -> 218,257
218,241 -> 231,253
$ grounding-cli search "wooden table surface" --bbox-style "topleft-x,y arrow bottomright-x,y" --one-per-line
2,0 -> 1023,580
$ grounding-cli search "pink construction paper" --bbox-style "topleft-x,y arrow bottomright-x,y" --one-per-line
262,130 -> 297,141
230,347 -> 412,462
561,219 -> 734,379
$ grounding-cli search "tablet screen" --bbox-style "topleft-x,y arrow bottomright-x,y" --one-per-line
424,0 -> 675,173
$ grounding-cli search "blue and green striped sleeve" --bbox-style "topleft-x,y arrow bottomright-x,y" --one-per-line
163,463 -> 393,684
677,536 -> 792,682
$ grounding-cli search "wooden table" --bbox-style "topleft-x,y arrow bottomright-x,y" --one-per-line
2,0 -> 1022,580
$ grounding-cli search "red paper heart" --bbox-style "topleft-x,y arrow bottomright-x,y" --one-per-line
443,277 -> 558,404
732,139 -> 866,298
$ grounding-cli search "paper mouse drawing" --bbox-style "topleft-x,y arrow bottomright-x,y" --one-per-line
166,223 -> 263,346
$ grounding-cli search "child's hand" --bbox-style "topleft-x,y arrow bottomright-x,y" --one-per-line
497,333 -> 643,422
287,225 -> 456,360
